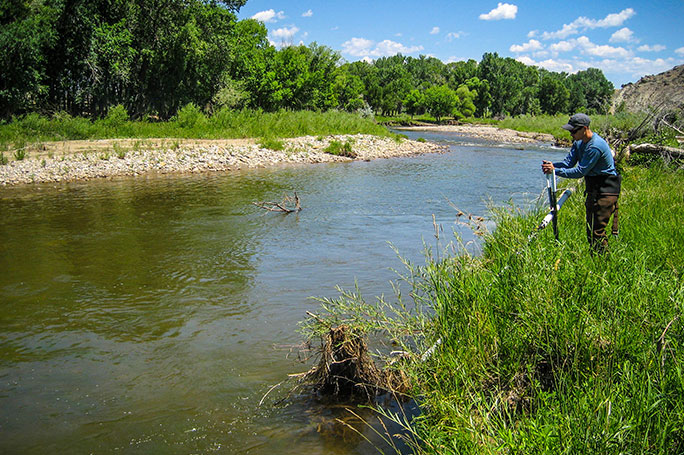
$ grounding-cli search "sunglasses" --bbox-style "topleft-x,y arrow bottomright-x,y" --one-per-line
571,126 -> 584,134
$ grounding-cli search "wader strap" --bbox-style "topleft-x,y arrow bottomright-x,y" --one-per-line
612,200 -> 619,236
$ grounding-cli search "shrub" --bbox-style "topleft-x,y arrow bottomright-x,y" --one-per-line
175,103 -> 206,129
325,139 -> 356,158
104,104 -> 129,128
0,152 -> 7,165
258,137 -> 285,151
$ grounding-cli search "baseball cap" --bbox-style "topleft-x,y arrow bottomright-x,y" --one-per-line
561,113 -> 591,131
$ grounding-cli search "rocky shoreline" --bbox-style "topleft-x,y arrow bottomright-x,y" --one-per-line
398,124 -> 557,144
0,124 -> 557,186
0,134 -> 446,186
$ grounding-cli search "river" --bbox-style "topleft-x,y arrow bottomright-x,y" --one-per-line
0,129 -> 566,454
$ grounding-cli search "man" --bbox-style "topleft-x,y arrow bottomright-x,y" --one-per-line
541,113 -> 621,252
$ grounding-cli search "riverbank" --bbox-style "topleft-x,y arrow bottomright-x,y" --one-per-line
0,134 -> 446,185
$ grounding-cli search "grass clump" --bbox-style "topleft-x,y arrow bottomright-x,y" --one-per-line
258,137 -> 286,151
0,152 -> 7,165
13,149 -> 27,161
325,139 -> 356,158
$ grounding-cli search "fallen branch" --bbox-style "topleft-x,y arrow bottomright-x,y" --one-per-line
253,192 -> 302,213
621,143 -> 684,160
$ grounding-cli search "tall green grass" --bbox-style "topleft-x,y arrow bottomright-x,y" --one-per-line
302,162 -> 683,454
408,162 -> 684,454
0,106 -> 391,148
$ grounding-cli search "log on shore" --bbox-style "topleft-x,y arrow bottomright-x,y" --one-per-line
622,143 -> 684,160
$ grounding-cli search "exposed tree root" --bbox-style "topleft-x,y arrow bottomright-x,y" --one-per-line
300,325 -> 410,402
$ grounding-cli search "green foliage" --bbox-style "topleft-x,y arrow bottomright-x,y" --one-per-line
1,2 -> 620,124
455,85 -> 477,118
257,137 -> 285,151
13,148 -> 26,160
404,89 -> 425,117
538,73 -> 570,114
0,152 -> 7,165
305,164 -> 684,454
423,85 -> 459,122
0,109 -> 389,148
113,142 -> 127,159
104,105 -> 129,128
413,165 -> 684,453
174,103 -> 206,129
324,139 -> 356,158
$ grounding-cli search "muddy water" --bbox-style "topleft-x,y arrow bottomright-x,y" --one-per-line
0,130 -> 565,454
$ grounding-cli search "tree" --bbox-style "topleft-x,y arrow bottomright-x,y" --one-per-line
538,73 -> 569,115
567,68 -> 614,114
423,85 -> 458,122
0,2 -> 56,117
406,55 -> 446,89
333,64 -> 365,111
446,59 -> 478,89
464,77 -> 492,117
404,89 -> 424,117
455,85 -> 476,118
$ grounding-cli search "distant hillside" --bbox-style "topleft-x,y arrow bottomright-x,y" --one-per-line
611,65 -> 684,114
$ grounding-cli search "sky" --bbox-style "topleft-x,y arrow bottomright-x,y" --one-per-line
237,1 -> 684,88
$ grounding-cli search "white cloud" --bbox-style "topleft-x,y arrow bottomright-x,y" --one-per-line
510,39 -> 543,53
430,26 -> 440,35
596,56 -> 677,81
446,32 -> 464,41
269,26 -> 300,46
342,37 -> 375,56
540,8 -> 635,40
302,9 -> 313,17
516,53 -> 677,85
675,47 -> 684,56
479,3 -> 518,21
550,40 -> 577,53
251,9 -> 286,23
547,36 -> 631,59
516,56 -> 575,73
637,44 -> 666,52
590,8 -> 636,28
341,37 -> 423,58
585,43 -> 630,59
541,23 -> 577,40
527,30 -> 538,38
610,27 -> 638,43
374,39 -> 424,56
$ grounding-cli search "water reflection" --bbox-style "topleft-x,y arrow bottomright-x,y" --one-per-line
0,131 -> 566,454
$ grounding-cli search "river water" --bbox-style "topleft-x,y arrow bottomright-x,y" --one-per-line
0,129 -> 565,454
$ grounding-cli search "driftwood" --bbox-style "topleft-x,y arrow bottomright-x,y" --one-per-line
620,143 -> 684,160
253,192 -> 302,213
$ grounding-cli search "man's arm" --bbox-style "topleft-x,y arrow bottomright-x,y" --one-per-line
555,146 -> 600,179
553,144 -> 578,170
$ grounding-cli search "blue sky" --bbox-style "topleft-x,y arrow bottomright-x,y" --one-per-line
237,1 -> 684,88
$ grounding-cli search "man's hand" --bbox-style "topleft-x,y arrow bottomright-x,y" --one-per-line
541,160 -> 555,175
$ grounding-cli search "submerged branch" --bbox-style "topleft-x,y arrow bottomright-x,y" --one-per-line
253,192 -> 302,213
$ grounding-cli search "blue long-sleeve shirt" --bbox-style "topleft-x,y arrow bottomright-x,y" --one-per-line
553,133 -> 617,179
